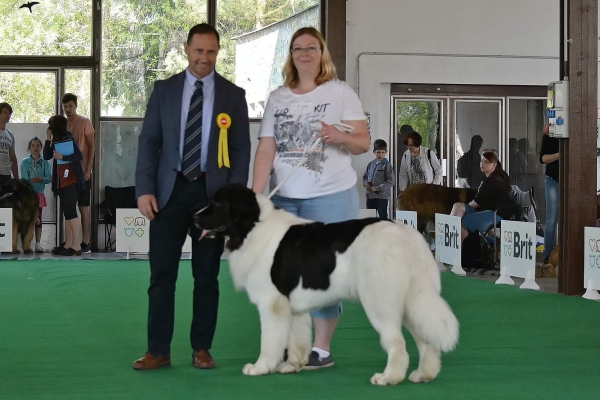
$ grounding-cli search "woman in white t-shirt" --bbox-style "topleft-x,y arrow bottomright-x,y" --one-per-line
252,27 -> 370,369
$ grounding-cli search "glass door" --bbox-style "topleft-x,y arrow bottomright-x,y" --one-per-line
507,97 -> 547,222
452,99 -> 503,189
0,69 -> 59,250
392,98 -> 445,205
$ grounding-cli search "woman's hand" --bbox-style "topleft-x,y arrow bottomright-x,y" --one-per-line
53,151 -> 63,160
30,177 -> 43,183
46,128 -> 52,141
316,122 -> 343,144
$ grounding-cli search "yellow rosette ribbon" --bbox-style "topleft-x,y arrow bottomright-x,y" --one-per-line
216,113 -> 231,168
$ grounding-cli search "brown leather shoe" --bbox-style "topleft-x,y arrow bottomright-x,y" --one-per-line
133,352 -> 171,370
192,349 -> 215,369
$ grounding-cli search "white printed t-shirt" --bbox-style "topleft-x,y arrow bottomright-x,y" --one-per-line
258,80 -> 365,198
0,129 -> 15,175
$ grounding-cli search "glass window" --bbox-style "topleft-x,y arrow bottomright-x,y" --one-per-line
99,121 -> 142,199
65,69 -> 92,120
101,0 -> 207,117
0,1 -> 92,56
0,71 -> 57,123
217,0 -> 319,118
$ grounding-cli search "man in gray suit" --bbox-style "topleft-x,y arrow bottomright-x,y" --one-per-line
133,23 -> 250,371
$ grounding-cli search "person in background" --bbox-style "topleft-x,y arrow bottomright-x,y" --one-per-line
397,131 -> 442,192
450,149 -> 512,243
62,93 -> 95,254
363,139 -> 395,219
0,102 -> 19,185
457,135 -> 485,190
43,115 -> 86,256
21,137 -> 51,253
538,124 -> 559,278
252,27 -> 370,369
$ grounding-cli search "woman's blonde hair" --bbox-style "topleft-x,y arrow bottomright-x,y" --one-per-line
282,27 -> 337,88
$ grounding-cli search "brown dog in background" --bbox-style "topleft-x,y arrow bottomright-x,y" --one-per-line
397,184 -> 476,233
0,179 -> 39,254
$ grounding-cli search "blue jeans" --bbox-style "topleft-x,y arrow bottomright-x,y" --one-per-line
366,198 -> 389,219
462,205 -> 501,233
544,176 -> 559,262
271,187 -> 359,319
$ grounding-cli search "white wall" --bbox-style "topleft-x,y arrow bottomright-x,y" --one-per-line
346,0 -> 561,203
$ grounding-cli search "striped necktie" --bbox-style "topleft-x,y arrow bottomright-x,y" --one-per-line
182,80 -> 203,181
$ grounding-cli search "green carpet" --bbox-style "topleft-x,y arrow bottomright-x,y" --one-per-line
0,259 -> 599,399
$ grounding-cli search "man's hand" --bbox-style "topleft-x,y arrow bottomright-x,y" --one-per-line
138,194 -> 159,220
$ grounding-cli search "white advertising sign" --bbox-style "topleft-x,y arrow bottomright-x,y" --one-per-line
116,208 -> 193,255
116,209 -> 149,253
0,208 -> 13,252
434,213 -> 465,275
496,220 -> 538,290
395,210 -> 417,230
583,227 -> 600,300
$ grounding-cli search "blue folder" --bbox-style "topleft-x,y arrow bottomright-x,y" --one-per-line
54,140 -> 74,165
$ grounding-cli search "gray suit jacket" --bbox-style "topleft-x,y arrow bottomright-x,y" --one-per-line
135,70 -> 250,209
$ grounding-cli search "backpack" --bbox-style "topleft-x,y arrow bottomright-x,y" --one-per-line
461,230 -> 496,270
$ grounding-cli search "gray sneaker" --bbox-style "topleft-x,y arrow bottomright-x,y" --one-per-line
303,351 -> 334,370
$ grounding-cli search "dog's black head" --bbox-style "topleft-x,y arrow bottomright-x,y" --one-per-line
194,184 -> 263,251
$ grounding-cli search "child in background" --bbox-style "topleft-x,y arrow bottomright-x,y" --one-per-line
21,137 -> 51,253
363,139 -> 395,219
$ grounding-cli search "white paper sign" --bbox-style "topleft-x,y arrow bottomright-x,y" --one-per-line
116,209 -> 149,253
496,220 -> 538,289
583,227 -> 600,292
116,208 -> 194,254
434,213 -> 462,270
395,210 -> 417,229
0,208 -> 13,252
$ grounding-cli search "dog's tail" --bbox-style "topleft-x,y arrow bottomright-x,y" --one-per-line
405,280 -> 459,353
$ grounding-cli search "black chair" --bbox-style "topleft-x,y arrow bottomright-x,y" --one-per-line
101,186 -> 137,251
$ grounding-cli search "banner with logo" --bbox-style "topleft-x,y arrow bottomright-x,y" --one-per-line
496,220 -> 537,289
116,209 -> 192,254
395,210 -> 417,230
583,227 -> 600,299
434,213 -> 463,274
0,208 -> 12,252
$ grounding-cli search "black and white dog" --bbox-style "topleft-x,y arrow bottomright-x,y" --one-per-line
195,185 -> 459,385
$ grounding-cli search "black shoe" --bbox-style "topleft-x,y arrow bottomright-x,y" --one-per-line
80,242 -> 91,254
51,246 -> 67,255
60,247 -> 82,256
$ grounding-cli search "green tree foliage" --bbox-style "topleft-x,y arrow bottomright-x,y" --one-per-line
396,101 -> 440,150
0,0 -> 317,118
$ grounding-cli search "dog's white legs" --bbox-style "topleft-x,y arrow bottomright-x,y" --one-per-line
405,326 -> 441,383
361,301 -> 408,385
243,296 -> 292,376
277,313 -> 311,374
368,325 -> 409,386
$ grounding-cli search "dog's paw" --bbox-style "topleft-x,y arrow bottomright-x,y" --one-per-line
23,249 -> 33,254
242,363 -> 270,376
408,369 -> 434,383
11,250 -> 20,255
276,362 -> 301,374
370,372 -> 404,386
